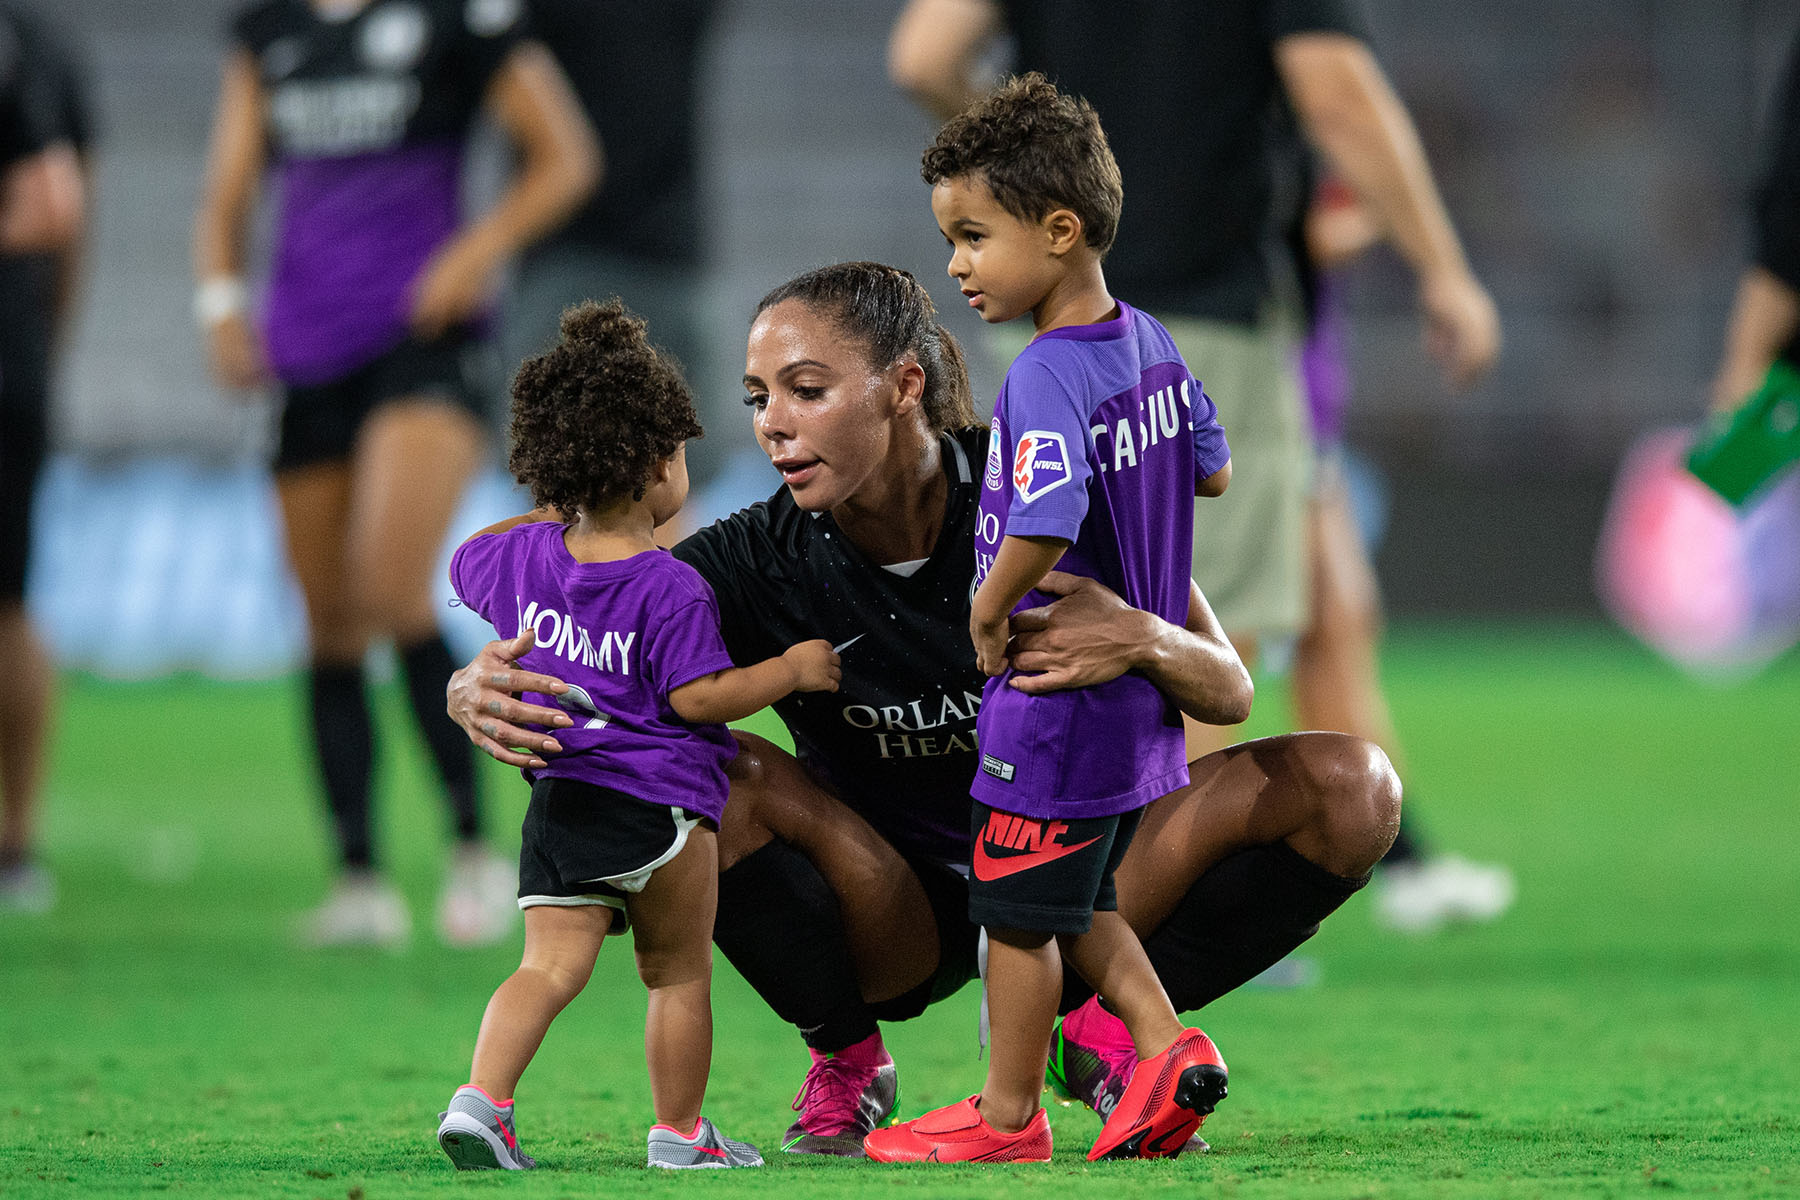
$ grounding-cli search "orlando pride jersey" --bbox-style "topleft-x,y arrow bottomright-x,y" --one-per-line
674,428 -> 987,866
230,0 -> 526,385
973,301 -> 1230,820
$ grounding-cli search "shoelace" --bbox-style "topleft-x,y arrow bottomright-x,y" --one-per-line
790,1055 -> 873,1135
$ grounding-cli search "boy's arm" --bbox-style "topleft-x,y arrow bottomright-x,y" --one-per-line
970,534 -> 1069,676
668,640 -> 840,725
1197,461 -> 1232,498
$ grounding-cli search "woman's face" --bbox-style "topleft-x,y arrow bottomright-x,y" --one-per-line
742,299 -> 917,512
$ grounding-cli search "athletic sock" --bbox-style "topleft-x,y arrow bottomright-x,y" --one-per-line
307,661 -> 375,870
1067,841 -> 1367,1014
398,634 -> 482,842
712,840 -> 878,1053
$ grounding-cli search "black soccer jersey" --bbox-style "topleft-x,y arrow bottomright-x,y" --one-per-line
231,0 -> 526,160
674,427 -> 989,866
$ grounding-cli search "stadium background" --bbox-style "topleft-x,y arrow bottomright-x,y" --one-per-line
5,0 -> 1800,1195
30,0 -> 1800,677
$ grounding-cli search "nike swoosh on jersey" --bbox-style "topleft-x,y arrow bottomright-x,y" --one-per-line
972,830 -> 1103,881
832,633 -> 866,653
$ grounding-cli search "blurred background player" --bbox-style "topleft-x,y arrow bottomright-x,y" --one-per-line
0,1 -> 89,914
890,0 -> 1510,934
1710,22 -> 1800,417
438,300 -> 837,1172
192,0 -> 599,947
1293,177 -> 1515,932
505,1 -> 736,522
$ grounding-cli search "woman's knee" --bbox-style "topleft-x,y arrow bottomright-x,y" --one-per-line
1287,732 -> 1401,877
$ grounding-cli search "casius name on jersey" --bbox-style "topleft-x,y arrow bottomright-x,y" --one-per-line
269,76 -> 421,156
1088,379 -> 1199,475
840,689 -> 983,759
516,599 -> 636,675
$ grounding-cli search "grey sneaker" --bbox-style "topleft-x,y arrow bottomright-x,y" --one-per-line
647,1117 -> 764,1169
0,858 -> 55,915
437,1085 -> 536,1170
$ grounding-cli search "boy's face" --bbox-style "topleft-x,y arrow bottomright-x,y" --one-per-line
931,173 -> 1063,326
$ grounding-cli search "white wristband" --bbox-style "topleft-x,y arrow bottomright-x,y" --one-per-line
194,276 -> 247,327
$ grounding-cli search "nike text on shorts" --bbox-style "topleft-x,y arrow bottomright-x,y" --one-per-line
966,803 -> 1143,934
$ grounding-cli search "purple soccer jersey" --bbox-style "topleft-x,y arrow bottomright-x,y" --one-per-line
450,522 -> 738,822
264,145 -> 462,385
231,0 -> 525,385
973,302 -> 1230,819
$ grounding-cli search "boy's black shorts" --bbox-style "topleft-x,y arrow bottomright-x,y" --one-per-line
967,803 -> 1143,935
517,776 -> 711,932
274,327 -> 489,472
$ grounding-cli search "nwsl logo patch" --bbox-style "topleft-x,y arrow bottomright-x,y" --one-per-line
1013,430 -> 1072,502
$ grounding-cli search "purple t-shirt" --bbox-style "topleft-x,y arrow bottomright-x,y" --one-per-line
973,302 -> 1230,820
450,522 -> 738,822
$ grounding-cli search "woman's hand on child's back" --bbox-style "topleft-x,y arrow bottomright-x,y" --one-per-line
782,640 -> 842,693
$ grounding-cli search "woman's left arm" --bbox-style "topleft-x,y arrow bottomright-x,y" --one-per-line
410,43 -> 601,337
1005,572 -> 1253,726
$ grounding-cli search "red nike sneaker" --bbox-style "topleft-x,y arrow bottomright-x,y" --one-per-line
863,1096 -> 1052,1163
1086,1028 -> 1228,1161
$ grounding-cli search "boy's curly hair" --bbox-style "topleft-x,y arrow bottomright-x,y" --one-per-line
506,298 -> 702,519
921,71 -> 1123,258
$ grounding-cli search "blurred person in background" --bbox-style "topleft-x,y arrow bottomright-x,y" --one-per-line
1293,178 -> 1514,932
890,0 -> 1508,934
507,0 -> 730,523
1710,22 -> 1800,414
193,0 -> 598,948
0,1 -> 89,915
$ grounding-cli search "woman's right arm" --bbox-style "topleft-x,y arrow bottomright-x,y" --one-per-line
446,630 -> 575,769
192,49 -> 268,391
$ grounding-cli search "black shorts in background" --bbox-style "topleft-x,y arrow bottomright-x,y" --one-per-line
274,327 -> 488,472
967,804 -> 1143,936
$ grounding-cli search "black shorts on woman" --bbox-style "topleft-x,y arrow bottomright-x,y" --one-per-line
274,325 -> 490,471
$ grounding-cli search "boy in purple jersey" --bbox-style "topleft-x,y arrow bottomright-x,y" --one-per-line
866,76 -> 1231,1165
435,300 -> 839,1172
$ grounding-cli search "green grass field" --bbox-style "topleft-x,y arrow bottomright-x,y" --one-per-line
4,623 -> 1798,1198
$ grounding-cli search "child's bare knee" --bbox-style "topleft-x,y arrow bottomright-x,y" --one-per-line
634,947 -> 712,992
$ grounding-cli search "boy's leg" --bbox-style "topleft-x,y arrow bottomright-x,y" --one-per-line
978,926 -> 1061,1133
1057,911 -> 1182,1060
468,903 -> 613,1100
629,827 -> 720,1132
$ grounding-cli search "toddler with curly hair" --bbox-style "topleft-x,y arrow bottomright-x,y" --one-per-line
435,299 -> 840,1172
